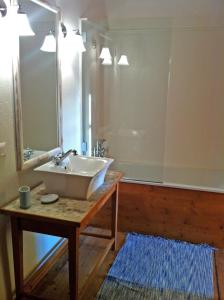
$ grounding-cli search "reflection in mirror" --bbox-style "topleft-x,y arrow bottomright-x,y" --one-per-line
14,0 -> 61,169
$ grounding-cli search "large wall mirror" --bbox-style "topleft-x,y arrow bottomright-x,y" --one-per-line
13,0 -> 62,170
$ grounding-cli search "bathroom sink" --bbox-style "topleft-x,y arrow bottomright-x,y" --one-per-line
34,155 -> 114,199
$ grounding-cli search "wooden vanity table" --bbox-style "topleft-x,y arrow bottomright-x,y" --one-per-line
0,171 -> 122,300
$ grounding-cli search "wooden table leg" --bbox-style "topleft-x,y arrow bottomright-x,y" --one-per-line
111,183 -> 119,251
68,228 -> 80,300
11,217 -> 24,300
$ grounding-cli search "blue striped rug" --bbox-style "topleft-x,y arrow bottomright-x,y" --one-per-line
97,233 -> 214,300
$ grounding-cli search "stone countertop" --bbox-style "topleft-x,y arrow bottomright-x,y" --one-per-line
0,171 -> 122,227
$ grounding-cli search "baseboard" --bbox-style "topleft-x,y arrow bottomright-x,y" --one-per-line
23,238 -> 68,293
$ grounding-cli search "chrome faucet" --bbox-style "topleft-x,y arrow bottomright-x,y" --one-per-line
92,139 -> 107,157
52,149 -> 78,166
24,148 -> 34,161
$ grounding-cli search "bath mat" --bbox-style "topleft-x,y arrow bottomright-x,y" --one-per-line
96,233 -> 214,300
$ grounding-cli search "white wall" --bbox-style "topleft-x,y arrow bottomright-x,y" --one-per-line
57,0 -> 110,153
82,21 -> 106,155
163,27 -> 224,187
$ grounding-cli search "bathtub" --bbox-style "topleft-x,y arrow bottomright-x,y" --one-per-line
111,161 -> 224,193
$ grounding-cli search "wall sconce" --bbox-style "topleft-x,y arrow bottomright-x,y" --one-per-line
118,55 -> 129,66
40,31 -> 56,52
99,47 -> 112,60
58,23 -> 86,53
40,23 -> 67,52
99,47 -> 129,66
0,0 -> 7,18
17,6 -> 35,36
73,29 -> 86,53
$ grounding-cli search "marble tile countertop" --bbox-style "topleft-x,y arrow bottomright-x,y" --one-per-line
0,171 -> 122,227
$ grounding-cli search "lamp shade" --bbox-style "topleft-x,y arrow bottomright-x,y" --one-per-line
74,31 -> 86,53
118,55 -> 129,66
40,32 -> 56,52
102,57 -> 112,65
17,12 -> 35,36
99,47 -> 111,60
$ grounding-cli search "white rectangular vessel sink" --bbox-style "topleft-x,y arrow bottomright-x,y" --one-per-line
34,155 -> 114,199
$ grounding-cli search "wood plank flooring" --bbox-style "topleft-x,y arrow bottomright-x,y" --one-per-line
24,229 -> 125,300
214,250 -> 224,299
24,228 -> 224,300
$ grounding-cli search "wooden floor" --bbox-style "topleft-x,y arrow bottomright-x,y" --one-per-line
23,229 -> 224,300
23,230 -> 125,300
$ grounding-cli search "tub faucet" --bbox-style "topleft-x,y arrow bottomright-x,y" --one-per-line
52,149 -> 77,166
92,139 -> 107,157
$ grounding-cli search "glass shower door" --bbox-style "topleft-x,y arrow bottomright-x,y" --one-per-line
82,19 -> 171,183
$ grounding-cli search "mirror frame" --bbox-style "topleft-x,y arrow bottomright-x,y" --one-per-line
12,0 -> 62,171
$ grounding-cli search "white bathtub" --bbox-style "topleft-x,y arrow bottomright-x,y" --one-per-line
111,161 -> 224,193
